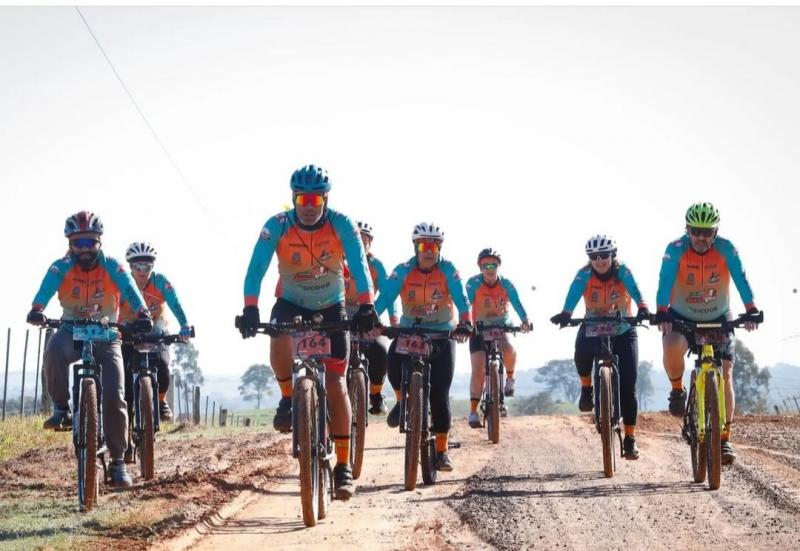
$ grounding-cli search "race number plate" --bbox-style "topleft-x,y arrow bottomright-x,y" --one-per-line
585,322 -> 618,337
694,331 -> 728,345
395,335 -> 430,356
292,331 -> 331,359
481,328 -> 505,342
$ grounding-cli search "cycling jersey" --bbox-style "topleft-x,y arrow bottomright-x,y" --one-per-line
562,263 -> 647,335
465,274 -> 527,324
344,254 -> 398,321
656,235 -> 756,321
118,272 -> 188,332
375,257 -> 470,330
31,251 -> 147,321
244,209 -> 374,310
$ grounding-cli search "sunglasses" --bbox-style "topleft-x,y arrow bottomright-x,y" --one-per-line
588,252 -> 612,261
480,263 -> 498,270
294,193 -> 326,208
416,241 -> 441,253
130,261 -> 154,272
70,238 -> 100,249
688,227 -> 716,238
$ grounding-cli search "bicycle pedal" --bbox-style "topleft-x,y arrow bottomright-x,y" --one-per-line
448,441 -> 462,449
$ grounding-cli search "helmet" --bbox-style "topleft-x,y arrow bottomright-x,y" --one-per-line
64,211 -> 104,237
685,202 -> 720,228
411,222 -> 444,242
585,234 -> 617,255
290,165 -> 331,193
357,220 -> 373,238
125,242 -> 157,262
477,248 -> 501,265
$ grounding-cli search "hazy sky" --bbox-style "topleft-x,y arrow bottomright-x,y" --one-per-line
2,7 -> 799,386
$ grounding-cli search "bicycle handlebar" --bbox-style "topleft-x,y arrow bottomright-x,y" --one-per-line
234,316 -> 353,337
381,325 -> 453,339
42,318 -> 122,330
661,311 -> 764,333
122,325 -> 196,345
475,322 -> 528,334
558,315 -> 647,328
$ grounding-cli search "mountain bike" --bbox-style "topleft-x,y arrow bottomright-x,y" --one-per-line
347,334 -> 370,480
122,327 -> 194,480
669,311 -> 763,490
235,315 -> 351,527
383,325 -> 452,491
560,315 -> 647,478
475,323 -> 526,444
44,318 -> 120,512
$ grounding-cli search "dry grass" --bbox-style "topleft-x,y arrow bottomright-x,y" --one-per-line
0,415 -> 70,462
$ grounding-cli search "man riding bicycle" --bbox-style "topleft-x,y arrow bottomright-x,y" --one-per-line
550,234 -> 649,460
343,220 -> 398,415
375,222 -> 473,472
239,165 -> 380,498
119,242 -> 193,427
465,248 -> 532,428
26,211 -> 153,487
655,202 -> 761,465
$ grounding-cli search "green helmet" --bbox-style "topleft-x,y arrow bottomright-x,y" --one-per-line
685,202 -> 720,228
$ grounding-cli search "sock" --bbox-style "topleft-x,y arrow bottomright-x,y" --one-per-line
670,376 -> 684,391
625,424 -> 635,437
580,376 -> 592,388
159,392 -> 167,402
722,422 -> 732,441
277,377 -> 293,398
435,432 -> 448,453
370,383 -> 383,395
334,436 -> 350,465
394,388 -> 402,402
470,399 -> 479,413
506,372 -> 514,381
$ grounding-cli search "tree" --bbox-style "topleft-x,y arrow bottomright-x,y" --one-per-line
637,361 -> 655,411
511,391 -> 557,415
171,342 -> 204,389
534,359 -> 580,403
733,339 -> 770,414
238,364 -> 274,409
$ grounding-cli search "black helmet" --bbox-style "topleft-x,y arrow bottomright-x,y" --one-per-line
477,248 -> 501,265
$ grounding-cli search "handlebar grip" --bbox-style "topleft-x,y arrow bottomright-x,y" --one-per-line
234,315 -> 242,329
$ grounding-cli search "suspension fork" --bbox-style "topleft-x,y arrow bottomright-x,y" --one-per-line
694,345 -> 727,441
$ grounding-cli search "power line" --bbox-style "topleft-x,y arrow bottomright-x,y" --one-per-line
74,6 -> 211,219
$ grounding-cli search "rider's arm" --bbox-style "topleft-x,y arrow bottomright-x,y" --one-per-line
243,215 -> 285,307
465,275 -> 481,322
153,273 -> 189,327
331,211 -> 374,305
103,254 -> 149,315
655,238 -> 684,312
372,256 -> 398,323
716,238 -> 757,310
501,277 -> 529,321
30,255 -> 72,311
618,263 -> 649,310
442,260 -> 472,324
375,261 -> 410,316
561,268 -> 591,314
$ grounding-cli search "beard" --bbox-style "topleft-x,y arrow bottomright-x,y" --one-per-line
74,251 -> 99,270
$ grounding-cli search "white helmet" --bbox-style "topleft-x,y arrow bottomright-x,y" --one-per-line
357,220 -> 374,238
412,222 -> 444,242
126,242 -> 158,262
585,234 -> 617,255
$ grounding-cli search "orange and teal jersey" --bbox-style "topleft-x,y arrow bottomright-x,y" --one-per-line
561,262 -> 647,335
344,254 -> 398,322
466,275 -> 528,324
119,272 -> 188,333
375,257 -> 471,330
244,208 -> 374,310
656,235 -> 755,321
31,251 -> 148,321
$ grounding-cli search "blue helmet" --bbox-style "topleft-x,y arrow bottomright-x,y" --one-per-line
290,165 -> 331,193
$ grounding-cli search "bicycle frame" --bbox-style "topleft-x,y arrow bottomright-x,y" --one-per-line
692,344 -> 726,444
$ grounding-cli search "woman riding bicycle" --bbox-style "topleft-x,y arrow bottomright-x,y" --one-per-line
549,234 -> 649,460
375,222 -> 473,471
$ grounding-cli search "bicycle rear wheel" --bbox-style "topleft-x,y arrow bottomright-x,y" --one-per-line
404,371 -> 423,491
348,369 -> 367,479
78,378 -> 99,512
138,377 -> 155,480
295,378 -> 319,526
487,360 -> 500,444
599,366 -> 614,478
705,370 -> 722,490
688,370 -> 706,483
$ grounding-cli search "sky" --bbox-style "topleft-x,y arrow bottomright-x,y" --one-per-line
1,6 -> 799,386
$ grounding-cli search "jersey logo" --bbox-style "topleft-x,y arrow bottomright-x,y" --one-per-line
686,273 -> 695,284
389,271 -> 399,280
71,286 -> 81,298
92,286 -> 104,300
49,264 -> 60,274
318,249 -> 332,262
609,290 -> 620,301
408,290 -> 416,299
591,292 -> 599,303
432,289 -> 444,301
291,252 -> 302,265
260,228 -> 271,241
709,272 -> 720,284
686,289 -> 717,304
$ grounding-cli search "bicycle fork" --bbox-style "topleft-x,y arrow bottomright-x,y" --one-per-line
71,361 -> 108,479
694,345 -> 727,443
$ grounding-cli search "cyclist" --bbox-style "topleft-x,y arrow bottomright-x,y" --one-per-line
119,242 -> 193,427
655,202 -> 761,465
239,165 -> 379,499
26,211 -> 153,486
465,248 -> 532,428
375,222 -> 473,471
550,235 -> 649,460
344,220 -> 398,415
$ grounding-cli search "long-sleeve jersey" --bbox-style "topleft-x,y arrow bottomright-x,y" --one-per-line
656,235 -> 756,321
344,254 -> 398,321
243,208 -> 374,310
31,251 -> 148,322
119,272 -> 188,333
465,274 -> 528,324
375,257 -> 471,330
561,262 -> 647,336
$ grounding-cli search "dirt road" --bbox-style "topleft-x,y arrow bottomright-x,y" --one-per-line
160,414 -> 800,551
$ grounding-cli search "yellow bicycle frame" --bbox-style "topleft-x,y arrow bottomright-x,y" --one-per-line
694,344 -> 727,443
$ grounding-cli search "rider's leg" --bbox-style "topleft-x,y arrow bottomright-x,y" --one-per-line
614,328 -> 639,438
722,359 -> 735,437
386,340 -> 403,402
121,344 -> 135,420
155,344 -> 171,402
430,339 -> 456,455
502,339 -> 516,379
574,330 -> 595,411
325,362 -> 352,465
42,328 -> 80,428
269,335 -> 294,396
469,347 -> 485,415
663,331 -> 689,387
366,338 -> 388,395
94,339 -> 129,461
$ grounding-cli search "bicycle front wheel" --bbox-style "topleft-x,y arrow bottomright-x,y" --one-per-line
295,378 -> 319,526
404,371 -> 423,491
599,366 -> 614,478
688,370 -> 706,483
138,376 -> 155,480
705,370 -> 722,490
348,369 -> 367,479
487,360 -> 500,444
78,378 -> 99,512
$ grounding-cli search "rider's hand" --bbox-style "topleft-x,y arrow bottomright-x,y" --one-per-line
453,321 -> 474,343
240,306 -> 260,339
179,325 -> 194,343
549,311 -> 571,327
636,307 -> 652,323
744,307 -> 762,332
134,312 -> 154,334
353,303 -> 380,333
26,308 -> 46,326
654,310 -> 672,335
520,319 -> 533,333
